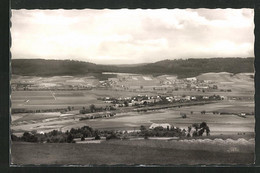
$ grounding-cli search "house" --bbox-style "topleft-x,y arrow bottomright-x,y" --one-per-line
202,96 -> 209,100
115,103 -> 125,107
186,77 -> 197,81
220,96 -> 226,100
131,100 -> 142,105
166,96 -> 173,102
183,96 -> 191,101
128,103 -> 133,107
195,86 -> 209,89
141,99 -> 155,104
149,123 -> 171,130
173,95 -> 182,101
104,100 -> 113,103
191,96 -> 197,100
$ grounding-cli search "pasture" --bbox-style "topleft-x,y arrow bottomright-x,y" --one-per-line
11,138 -> 254,165
11,89 -> 157,110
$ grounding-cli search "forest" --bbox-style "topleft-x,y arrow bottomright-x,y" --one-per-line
12,57 -> 254,78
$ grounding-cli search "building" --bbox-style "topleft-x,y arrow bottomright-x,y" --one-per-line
149,123 -> 171,130
186,77 -> 197,81
183,96 -> 191,101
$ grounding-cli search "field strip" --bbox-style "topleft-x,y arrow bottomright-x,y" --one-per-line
50,91 -> 56,100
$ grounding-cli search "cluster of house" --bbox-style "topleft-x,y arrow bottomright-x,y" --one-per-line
98,95 -> 163,107
99,76 -> 220,92
98,94 -> 225,108
179,77 -> 218,90
99,80 -> 113,87
79,112 -> 116,121
12,75 -> 223,92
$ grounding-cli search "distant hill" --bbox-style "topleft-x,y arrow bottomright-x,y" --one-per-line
127,58 -> 255,78
12,58 -> 254,78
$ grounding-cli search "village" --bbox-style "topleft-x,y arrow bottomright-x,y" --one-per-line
11,74 -> 225,92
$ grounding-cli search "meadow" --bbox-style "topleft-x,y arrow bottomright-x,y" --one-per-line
11,138 -> 254,165
71,101 -> 254,135
11,89 -> 158,110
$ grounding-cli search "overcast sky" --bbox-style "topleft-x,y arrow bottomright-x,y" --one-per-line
11,9 -> 254,64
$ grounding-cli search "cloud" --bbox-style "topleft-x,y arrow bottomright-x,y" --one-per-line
11,9 -> 254,64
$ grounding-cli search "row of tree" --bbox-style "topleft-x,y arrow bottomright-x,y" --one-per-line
79,104 -> 116,114
11,122 -> 211,143
187,122 -> 210,137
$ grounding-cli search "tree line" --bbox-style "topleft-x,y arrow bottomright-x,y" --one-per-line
12,58 -> 254,79
11,122 -> 210,143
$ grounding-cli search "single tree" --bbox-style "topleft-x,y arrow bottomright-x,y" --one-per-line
89,104 -> 96,113
124,101 -> 129,107
140,125 -> 146,132
67,133 -> 74,143
81,136 -> 85,141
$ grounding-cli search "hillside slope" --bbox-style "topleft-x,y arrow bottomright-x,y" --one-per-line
12,58 -> 254,78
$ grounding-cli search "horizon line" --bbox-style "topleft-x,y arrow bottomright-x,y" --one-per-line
11,57 -> 255,65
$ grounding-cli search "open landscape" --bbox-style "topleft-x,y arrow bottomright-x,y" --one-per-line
10,62 -> 255,165
10,8 -> 255,166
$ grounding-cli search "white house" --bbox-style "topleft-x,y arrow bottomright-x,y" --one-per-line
186,77 -> 197,81
202,96 -> 209,100
149,123 -> 171,129
191,96 -> 197,100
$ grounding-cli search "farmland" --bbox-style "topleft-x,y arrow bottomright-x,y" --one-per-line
11,100 -> 254,137
10,71 -> 255,165
11,72 -> 255,136
11,89 -> 159,110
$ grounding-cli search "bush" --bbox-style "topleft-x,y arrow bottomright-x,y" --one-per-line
144,135 -> 149,140
153,126 -> 164,131
11,134 -> 20,141
67,133 -> 74,143
181,113 -> 187,118
79,109 -> 91,114
140,125 -> 146,132
95,135 -> 101,140
106,133 -> 119,140
192,131 -> 198,137
21,132 -> 38,142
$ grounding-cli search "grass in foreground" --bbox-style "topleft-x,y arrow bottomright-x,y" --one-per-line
11,140 -> 254,166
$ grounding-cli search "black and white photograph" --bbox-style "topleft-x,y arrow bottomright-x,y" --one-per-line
10,8 -> 255,165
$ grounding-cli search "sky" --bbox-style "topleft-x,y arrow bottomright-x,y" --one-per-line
11,9 -> 254,64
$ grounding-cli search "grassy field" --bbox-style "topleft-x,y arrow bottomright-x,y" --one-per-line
11,100 -> 255,137
11,139 -> 254,165
65,101 -> 254,133
11,89 -> 158,110
11,90 -> 254,112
